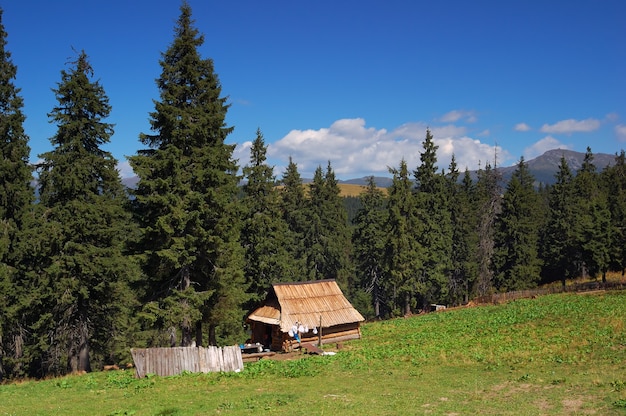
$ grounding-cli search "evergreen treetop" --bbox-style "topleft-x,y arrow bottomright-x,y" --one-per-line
141,2 -> 232,152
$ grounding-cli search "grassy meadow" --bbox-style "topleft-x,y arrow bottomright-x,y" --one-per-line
1,290 -> 625,415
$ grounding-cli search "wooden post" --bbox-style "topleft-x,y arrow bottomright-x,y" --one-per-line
318,315 -> 322,347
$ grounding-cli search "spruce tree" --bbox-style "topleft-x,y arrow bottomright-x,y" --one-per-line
541,156 -> 578,285
241,129 -> 295,304
384,159 -> 422,316
278,157 -> 308,279
36,51 -> 136,374
352,176 -> 387,318
303,162 -> 353,288
0,8 -> 34,380
573,148 -> 611,281
129,3 -> 247,346
304,166 -> 326,281
603,151 -> 626,275
447,161 -> 478,305
493,157 -> 543,290
413,129 -> 452,305
474,161 -> 502,296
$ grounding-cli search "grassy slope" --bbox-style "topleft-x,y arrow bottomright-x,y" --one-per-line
1,291 -> 625,415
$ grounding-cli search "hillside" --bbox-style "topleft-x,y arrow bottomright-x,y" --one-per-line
2,290 -> 625,415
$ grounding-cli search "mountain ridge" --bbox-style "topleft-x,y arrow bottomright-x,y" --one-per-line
334,148 -> 620,188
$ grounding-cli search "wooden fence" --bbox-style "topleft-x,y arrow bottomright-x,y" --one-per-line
130,345 -> 243,378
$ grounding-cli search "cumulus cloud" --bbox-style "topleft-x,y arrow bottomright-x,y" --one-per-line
514,123 -> 531,132
232,140 -> 253,166
439,110 -> 478,123
267,118 -> 506,179
540,118 -> 600,134
117,160 -> 135,178
523,136 -> 570,160
616,124 -> 626,142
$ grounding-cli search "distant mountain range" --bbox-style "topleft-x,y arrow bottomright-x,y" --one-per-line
335,149 -> 620,188
120,149 -> 621,189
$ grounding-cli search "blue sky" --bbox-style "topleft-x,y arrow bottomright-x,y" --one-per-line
3,0 -> 625,179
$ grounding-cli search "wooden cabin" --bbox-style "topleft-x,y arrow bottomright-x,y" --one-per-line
246,279 -> 365,352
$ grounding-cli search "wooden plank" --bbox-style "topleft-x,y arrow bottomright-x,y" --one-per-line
130,348 -> 146,378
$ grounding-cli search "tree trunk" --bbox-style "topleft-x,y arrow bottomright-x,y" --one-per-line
373,280 -> 380,318
78,341 -> 90,372
168,326 -> 177,347
13,328 -> 24,376
208,324 -> 217,346
78,317 -> 91,372
195,321 -> 203,347
179,267 -> 192,347
404,292 -> 411,316
181,314 -> 192,347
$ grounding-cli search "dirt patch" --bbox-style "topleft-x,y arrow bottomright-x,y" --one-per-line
562,398 -> 584,413
490,381 -> 534,395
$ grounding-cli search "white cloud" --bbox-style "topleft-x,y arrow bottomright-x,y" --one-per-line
524,136 -> 570,160
117,160 -> 135,178
540,118 -> 600,134
616,124 -> 626,142
514,123 -> 531,132
232,140 -> 253,167
438,110 -> 478,123
267,118 -> 506,179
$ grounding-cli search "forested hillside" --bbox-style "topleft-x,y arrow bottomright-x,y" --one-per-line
1,4 -> 625,380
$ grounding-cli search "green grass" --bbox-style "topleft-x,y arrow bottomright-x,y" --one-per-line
2,291 -> 625,415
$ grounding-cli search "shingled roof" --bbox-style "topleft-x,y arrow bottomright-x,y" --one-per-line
247,279 -> 365,333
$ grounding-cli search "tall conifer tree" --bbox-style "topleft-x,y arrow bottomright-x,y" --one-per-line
0,8 -> 34,380
303,162 -> 353,288
36,51 -> 135,374
493,157 -> 543,290
573,148 -> 611,280
541,156 -> 578,285
384,160 -> 422,315
129,3 -> 247,346
447,161 -> 478,304
352,176 -> 387,318
413,129 -> 452,305
603,151 -> 626,275
278,157 -> 308,278
474,161 -> 502,296
241,129 -> 295,304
